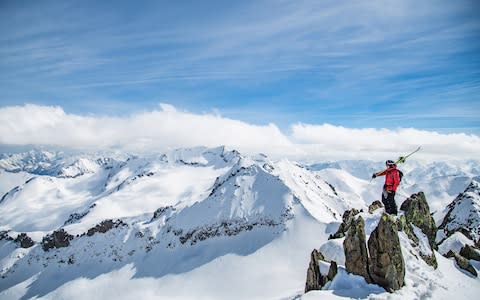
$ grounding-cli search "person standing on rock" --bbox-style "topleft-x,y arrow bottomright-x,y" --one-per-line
372,160 -> 402,215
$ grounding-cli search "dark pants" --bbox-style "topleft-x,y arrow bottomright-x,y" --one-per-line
382,187 -> 398,215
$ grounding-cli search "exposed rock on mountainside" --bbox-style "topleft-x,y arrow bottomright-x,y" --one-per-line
14,233 -> 35,248
400,192 -> 437,250
41,229 -> 74,251
398,192 -> 438,268
86,219 -> 127,237
368,214 -> 405,292
439,179 -> 480,246
305,249 -> 337,292
343,216 -> 371,282
0,230 -> 13,241
329,208 -> 360,239
460,244 -> 480,261
310,193 -> 447,294
446,250 -> 478,277
368,200 -> 383,214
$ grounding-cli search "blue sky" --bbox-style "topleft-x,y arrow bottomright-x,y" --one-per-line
0,0 -> 479,134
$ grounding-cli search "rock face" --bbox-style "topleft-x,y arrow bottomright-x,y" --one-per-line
305,249 -> 338,292
446,250 -> 478,277
369,200 -> 383,214
368,214 -> 405,292
15,233 -> 35,248
400,192 -> 437,250
398,192 -> 438,268
341,213 -> 405,292
460,244 -> 480,261
343,216 -> 371,282
41,229 -> 74,251
0,230 -> 14,241
329,208 -> 360,239
86,219 -> 127,237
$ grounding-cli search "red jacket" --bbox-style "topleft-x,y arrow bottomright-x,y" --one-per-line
374,165 -> 400,192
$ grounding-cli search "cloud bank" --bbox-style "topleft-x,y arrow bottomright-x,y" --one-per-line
1,104 -> 479,162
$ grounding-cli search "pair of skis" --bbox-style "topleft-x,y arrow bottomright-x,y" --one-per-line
394,146 -> 421,165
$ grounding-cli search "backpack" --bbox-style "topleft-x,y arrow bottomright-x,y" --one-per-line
398,169 -> 403,182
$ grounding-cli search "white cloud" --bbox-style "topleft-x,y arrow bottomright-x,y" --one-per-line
1,104 -> 479,162
290,123 -> 480,162
0,104 -> 297,157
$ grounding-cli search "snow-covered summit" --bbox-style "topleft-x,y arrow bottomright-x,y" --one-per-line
439,177 -> 480,244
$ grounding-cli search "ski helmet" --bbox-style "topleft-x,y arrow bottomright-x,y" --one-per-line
386,160 -> 395,166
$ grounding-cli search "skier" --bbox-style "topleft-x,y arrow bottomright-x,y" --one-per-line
372,160 -> 402,215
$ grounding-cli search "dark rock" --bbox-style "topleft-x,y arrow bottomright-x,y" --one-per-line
177,216 -> 289,246
446,250 -> 478,277
152,206 -> 175,221
330,208 -> 360,239
327,261 -> 338,281
369,200 -> 383,214
86,219 -> 127,237
343,216 -> 371,282
397,215 -> 438,269
460,245 -> 480,261
64,211 -> 89,226
0,230 -> 14,241
68,254 -> 75,265
41,229 -> 74,251
400,192 -> 437,250
15,233 -> 35,248
305,249 -> 325,292
305,249 -> 338,293
368,213 -> 405,292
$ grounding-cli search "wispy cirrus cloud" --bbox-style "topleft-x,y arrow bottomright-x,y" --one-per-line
0,0 -> 478,133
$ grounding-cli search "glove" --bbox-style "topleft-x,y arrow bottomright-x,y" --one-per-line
372,174 -> 377,179
398,156 -> 405,163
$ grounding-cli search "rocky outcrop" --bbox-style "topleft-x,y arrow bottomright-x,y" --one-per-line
86,219 -> 127,237
329,208 -> 360,239
369,200 -> 383,214
398,192 -> 438,268
400,192 -> 437,250
343,216 -> 371,282
41,229 -> 74,251
439,179 -> 480,245
15,233 -> 35,248
460,244 -> 480,261
176,215 -> 291,246
446,250 -> 478,277
0,230 -> 14,241
152,206 -> 176,221
305,249 -> 338,292
341,213 -> 405,292
368,214 -> 405,292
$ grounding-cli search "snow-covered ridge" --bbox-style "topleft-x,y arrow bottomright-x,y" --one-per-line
1,147 -> 479,299
438,177 -> 480,244
0,147 -> 348,290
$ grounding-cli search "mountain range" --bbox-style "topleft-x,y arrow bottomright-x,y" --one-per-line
0,147 -> 479,299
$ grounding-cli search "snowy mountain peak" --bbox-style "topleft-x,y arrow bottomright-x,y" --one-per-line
439,178 -> 480,245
